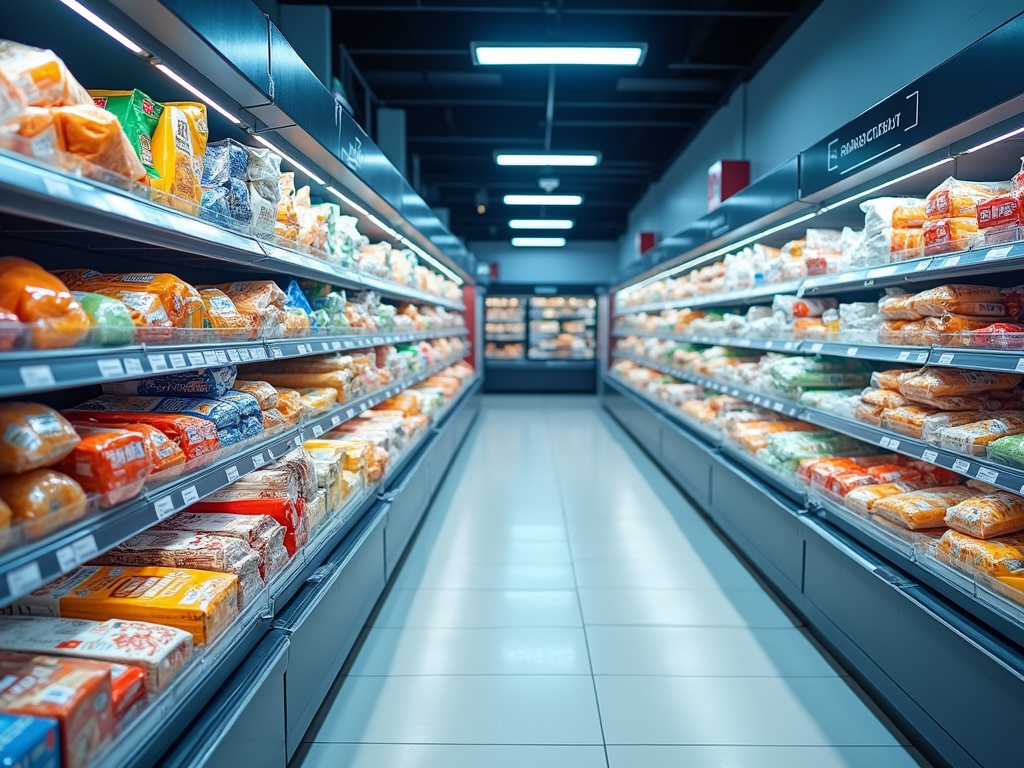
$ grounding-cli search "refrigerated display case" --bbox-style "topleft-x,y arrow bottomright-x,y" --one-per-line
484,296 -> 527,361
527,295 -> 597,361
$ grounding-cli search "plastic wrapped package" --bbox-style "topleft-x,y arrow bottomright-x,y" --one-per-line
866,463 -> 926,484
920,410 -> 991,445
260,408 -> 286,430
115,422 -> 186,475
0,257 -> 90,348
976,191 -> 1023,230
0,469 -> 86,539
0,42 -> 91,107
764,431 -> 873,470
923,217 -> 980,255
51,426 -> 150,505
151,102 -> 208,206
251,372 -> 350,402
925,177 -> 1008,220
860,197 -> 925,236
879,293 -> 922,320
283,280 -> 313,336
69,394 -> 244,431
201,138 -> 248,186
907,285 -> 1005,318
69,273 -> 207,329
188,496 -> 307,556
860,389 -> 911,409
899,389 -> 1015,411
854,402 -> 884,426
11,565 -> 238,646
892,203 -> 927,229
212,281 -> 287,337
771,296 -> 836,320
71,292 -> 135,346
765,356 -> 871,391
938,414 -> 1024,456
63,411 -> 219,461
200,177 -> 252,227
0,105 -> 62,163
102,366 -> 237,398
50,104 -> 148,184
888,228 -> 926,261
199,288 -> 248,333
155,512 -> 289,579
936,529 -> 1024,576
918,313 -> 1000,345
94,530 -> 264,609
966,322 -> 1024,348
0,654 -> 112,768
305,489 -> 328,534
305,442 -> 343,512
843,482 -> 927,516
944,492 -> 1024,538
986,434 -> 1024,468
297,388 -> 338,414
274,390 -> 302,423
728,420 -> 818,453
898,369 -> 1022,398
90,89 -> 162,180
872,486 -> 975,530
233,380 -> 277,410
0,402 -> 80,474
878,319 -> 912,345
0,616 -> 191,694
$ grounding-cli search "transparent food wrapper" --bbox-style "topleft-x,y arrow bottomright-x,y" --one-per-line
879,293 -> 922,320
151,102 -> 208,207
938,414 -> 1024,456
908,284 -> 1005,318
926,177 -> 1008,220
71,291 -> 135,346
920,410 -> 991,445
860,196 -> 925,237
873,485 -> 975,530
0,468 -> 88,543
52,426 -> 151,507
0,401 -> 80,474
923,217 -> 980,255
63,411 -> 220,461
101,365 -> 237,399
0,257 -> 90,349
233,380 -> 278,410
976,191 -> 1023,230
860,388 -> 911,409
68,273 -> 207,329
944,492 -> 1024,539
986,433 -> 1024,468
115,422 -> 186,476
52,104 -> 148,185
843,481 -> 928,516
935,529 -> 1024,577
155,511 -> 289,580
899,369 -> 1022,399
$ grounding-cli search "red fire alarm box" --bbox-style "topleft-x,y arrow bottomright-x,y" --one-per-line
637,231 -> 657,257
708,160 -> 749,211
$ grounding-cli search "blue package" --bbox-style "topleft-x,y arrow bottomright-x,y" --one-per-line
285,280 -> 316,324
101,366 -> 238,398
218,392 -> 262,422
156,397 -> 242,429
217,427 -> 244,447
200,178 -> 252,226
0,713 -> 59,768
240,414 -> 264,439
202,139 -> 248,186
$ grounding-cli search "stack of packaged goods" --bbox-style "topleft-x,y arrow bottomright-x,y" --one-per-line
923,178 -> 1007,255
878,283 -> 1024,348
200,138 -> 280,234
976,160 -> 1024,246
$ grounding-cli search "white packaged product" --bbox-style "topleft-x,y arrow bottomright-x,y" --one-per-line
155,512 -> 290,580
860,197 -> 925,237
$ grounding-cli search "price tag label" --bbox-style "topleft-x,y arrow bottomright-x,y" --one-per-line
942,255 -> 962,268
169,354 -> 187,369
880,436 -> 892,448
977,467 -> 1000,483
97,358 -> 125,378
181,486 -> 199,505
225,466 -> 239,482
344,340 -> 356,349
331,415 -> 341,427
897,351 -> 910,361
809,343 -> 823,354
922,450 -> 939,463
187,352 -> 206,366
227,349 -> 241,363
312,424 -> 324,437
916,352 -> 928,364
346,408 -> 356,419
154,495 -> 175,518
846,347 -> 859,357
19,365 -> 55,388
766,341 -> 775,349
867,265 -> 898,279
359,402 -> 369,412
215,350 -> 229,364
251,348 -> 267,360
321,342 -> 330,351
938,353 -> 955,365
272,348 -> 283,358
297,344 -> 309,355
952,459 -> 972,474
984,246 -> 1012,261
43,177 -> 74,200
1016,358 -> 1024,373
7,563 -> 42,597
332,341 -> 342,350
772,402 -> 783,412
148,355 -> 169,371
124,358 -> 144,375
888,439 -> 901,451
56,535 -> 98,572
914,259 -> 931,271
238,348 -> 252,361
373,337 -> 385,345
202,351 -> 219,365
252,452 -> 266,468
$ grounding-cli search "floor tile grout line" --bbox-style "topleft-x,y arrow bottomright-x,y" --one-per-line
544,403 -> 613,768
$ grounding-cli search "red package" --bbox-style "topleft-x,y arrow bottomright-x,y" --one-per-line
52,427 -> 152,505
976,192 -> 1022,229
62,412 -> 219,461
827,470 -> 877,497
906,460 -> 962,486
188,497 -> 308,554
866,463 -> 925,485
116,423 -> 187,474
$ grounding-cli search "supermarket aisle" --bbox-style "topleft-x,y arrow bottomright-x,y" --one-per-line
298,396 -> 928,768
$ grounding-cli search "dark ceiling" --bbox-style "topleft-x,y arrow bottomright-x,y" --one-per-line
278,0 -> 822,243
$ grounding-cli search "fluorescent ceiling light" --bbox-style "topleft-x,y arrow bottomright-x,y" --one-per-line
154,64 -> 242,125
964,124 -> 1024,154
512,237 -> 566,247
399,237 -> 464,285
473,44 -> 646,66
818,157 -> 954,213
504,194 -> 583,206
58,0 -> 145,54
509,219 -> 574,230
251,135 -> 325,184
325,186 -> 369,215
496,153 -> 601,167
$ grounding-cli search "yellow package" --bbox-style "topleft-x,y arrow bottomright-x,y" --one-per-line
152,102 -> 208,206
296,387 -> 338,414
71,273 -> 208,329
200,288 -> 247,332
251,372 -> 350,402
13,565 -> 237,645
341,469 -> 364,500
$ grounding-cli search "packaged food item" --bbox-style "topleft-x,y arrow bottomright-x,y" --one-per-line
0,257 -> 90,349
0,105 -> 62,164
968,322 -> 1024,348
879,294 -> 923,320
0,712 -> 59,768
892,203 -> 927,229
860,389 -> 910,409
68,273 -> 207,329
233,380 -> 278,410
877,319 -> 911,345
976,192 -> 1023,230
926,177 -> 1008,220
249,372 -> 350,401
878,405 -> 935,438
12,565 -> 238,646
0,470 -> 87,538
297,388 -> 338,415
843,481 -> 926,516
945,492 -> 1024,539
69,394 -> 252,431
939,414 -> 1024,456
51,427 -> 150,505
853,402 -> 884,426
154,512 -> 289,579
921,410 -> 991,445
0,616 -> 191,693
151,102 -> 208,205
936,529 -> 1024,576
907,285 -> 1005,318
188,495 -> 307,556
102,366 -> 237,399
0,403 -> 80,475
200,288 -> 249,334
50,104 -> 148,183
261,408 -> 287,430
873,486 -> 975,530
0,42 -> 91,107
90,89 -> 163,180
211,281 -> 287,337
899,369 -> 1022,399
0,654 -> 112,768
859,197 -> 924,237
923,217 -> 981,255
986,433 -> 1024,468
274,390 -> 302,423
63,411 -> 219,461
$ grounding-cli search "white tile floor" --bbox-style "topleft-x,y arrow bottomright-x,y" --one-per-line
298,396 -> 929,768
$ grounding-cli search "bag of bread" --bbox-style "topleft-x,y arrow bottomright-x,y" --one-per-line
274,390 -> 302,423
51,426 -> 151,505
854,402 -> 884,426
892,203 -> 926,229
908,285 -> 1005,318
196,288 -> 247,335
0,42 -> 91,107
921,410 -> 991,445
860,388 -> 910,409
0,402 -> 81,475
880,405 -> 937,439
0,105 -> 62,159
899,369 -> 1022,399
937,529 -> 1024,576
926,177 -> 1008,220
876,319 -> 910,345
0,257 -> 90,349
923,217 -> 981,255
873,486 -> 974,530
71,273 -> 207,329
888,228 -> 926,260
945,492 -> 1024,538
233,381 -> 278,410
879,294 -> 922,320
50,105 -> 148,184
904,390 -> 1013,411
152,102 -> 208,206
939,414 -> 1024,456
90,89 -> 163,180
212,281 -> 286,337
860,197 -> 925,237
0,469 -> 87,539
844,481 -> 926,516
872,369 -> 913,391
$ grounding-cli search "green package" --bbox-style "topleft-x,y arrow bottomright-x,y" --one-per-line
90,89 -> 164,180
987,435 -> 1024,469
73,291 -> 135,346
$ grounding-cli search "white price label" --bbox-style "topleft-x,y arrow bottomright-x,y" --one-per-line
846,347 -> 859,357
880,436 -> 893,448
251,452 -> 266,469
215,350 -> 229,364
272,348 -> 283,358
7,562 -> 41,597
187,352 -> 206,366
297,344 -> 308,355
321,342 -> 330,351
67,535 -> 97,569
96,358 -> 125,378
766,341 -> 775,348
809,343 -> 823,353
181,486 -> 200,505
225,466 -> 239,482
124,358 -> 144,375
239,348 -> 252,361
169,354 -> 187,369
153,495 -> 175,518
976,467 -> 1000,483
331,415 -> 341,426
897,351 -> 910,361
867,265 -> 898,279
1016,358 -> 1024,373
227,349 -> 241,363
43,177 -> 74,199
251,348 -> 267,360
346,408 -> 356,419
202,351 -> 219,365
56,545 -> 78,572
19,365 -> 55,388
772,402 -> 783,412
938,353 -> 955,365
312,424 -> 324,437
952,459 -> 972,474
888,439 -> 900,451
332,341 -> 342,350
984,246 -> 1012,261
344,340 -> 356,349
941,255 -> 962,268
148,355 -> 169,371
373,337 -> 385,345
922,450 -> 939,463
916,352 -> 928,364
359,403 -> 369,412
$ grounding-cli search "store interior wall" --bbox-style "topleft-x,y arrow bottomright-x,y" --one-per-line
620,0 -> 1024,268
470,241 -> 618,285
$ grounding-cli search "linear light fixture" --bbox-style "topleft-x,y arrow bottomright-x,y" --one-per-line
473,43 -> 646,67
399,237 -> 464,285
496,152 -> 601,167
509,219 -> 574,229
504,194 -> 583,206
325,186 -> 370,215
58,0 -> 145,54
251,135 -> 325,184
154,64 -> 242,125
818,157 -> 954,213
512,237 -> 567,247
964,124 -> 1024,154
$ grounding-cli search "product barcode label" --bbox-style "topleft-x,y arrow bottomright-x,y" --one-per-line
6,563 -> 41,597
19,365 -> 55,387
952,459 -> 972,474
57,535 -> 98,572
867,265 -> 898,279
169,354 -> 187,369
251,348 -> 267,360
922,450 -> 939,463
897,351 -> 910,361
187,352 -> 206,366
124,358 -> 144,375
312,424 -> 324,437
344,340 -> 356,348
148,355 -> 169,371
153,495 -> 175,518
272,348 -> 283,358
359,402 -> 369,412
181,486 -> 199,505
202,350 -> 219,365
97,358 -> 125,378
938,353 -> 955,365
976,467 -> 999,483
225,466 -> 239,482
373,337 -> 385,345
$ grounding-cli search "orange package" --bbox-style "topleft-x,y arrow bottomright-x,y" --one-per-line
945,492 -> 1024,539
936,529 -> 1024,577
731,420 -> 818,453
860,389 -> 910,409
874,486 -> 976,530
376,393 -> 421,416
826,470 -> 877,497
880,405 -> 937,439
63,412 -> 219,461
68,273 -> 207,329
923,217 -> 980,255
0,106 -> 63,158
891,204 -> 926,229
273,390 -> 302,423
0,401 -> 80,474
111,423 -> 186,475
854,402 -> 884,426
899,369 -> 1023,399
0,42 -> 92,107
0,256 -> 90,348
0,67 -> 27,124
867,463 -> 925,484
877,319 -> 911,345
889,229 -> 925,259
926,177 -> 1007,220
51,105 -> 148,184
907,285 -> 1005,318
199,288 -> 248,333
0,653 -> 113,768
939,414 -> 1024,456
52,427 -> 152,506
923,314 -> 1007,346
879,294 -> 922,320
843,481 -> 927,516
872,369 -> 913,391
0,469 -> 88,539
